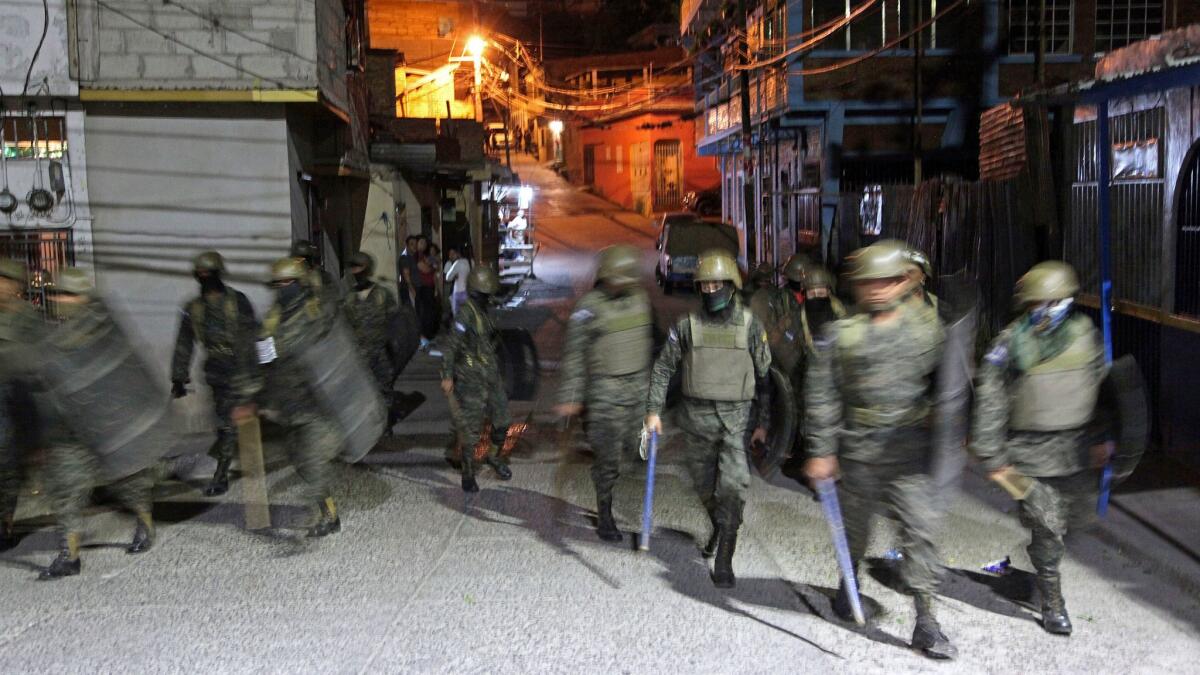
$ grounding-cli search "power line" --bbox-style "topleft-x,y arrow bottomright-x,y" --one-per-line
22,0 -> 50,97
161,0 -> 317,64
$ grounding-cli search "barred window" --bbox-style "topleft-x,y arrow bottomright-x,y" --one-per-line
1008,0 -> 1074,54
1,116 -> 67,160
1095,0 -> 1163,52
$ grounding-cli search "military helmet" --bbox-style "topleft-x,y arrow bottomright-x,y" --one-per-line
52,267 -> 94,295
347,251 -> 375,275
844,240 -> 929,281
1015,261 -> 1080,305
192,250 -> 225,274
290,240 -> 318,260
0,259 -> 26,282
468,266 -> 500,295
269,257 -> 308,283
750,261 -> 775,284
802,266 -> 836,292
596,245 -> 640,286
783,253 -> 811,283
694,250 -> 742,289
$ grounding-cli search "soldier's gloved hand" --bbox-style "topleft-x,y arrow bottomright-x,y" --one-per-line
644,414 -> 663,436
554,403 -> 583,418
441,379 -> 454,396
171,381 -> 188,399
803,455 -> 839,482
750,427 -> 767,446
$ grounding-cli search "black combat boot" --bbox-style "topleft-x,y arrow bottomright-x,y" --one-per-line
711,529 -> 738,589
126,512 -> 155,554
38,534 -> 81,581
0,516 -> 18,552
595,496 -> 622,543
461,453 -> 480,493
1038,575 -> 1072,635
203,457 -> 232,497
911,594 -> 957,660
307,498 -> 341,538
485,455 -> 513,481
702,512 -> 720,559
832,570 -> 873,624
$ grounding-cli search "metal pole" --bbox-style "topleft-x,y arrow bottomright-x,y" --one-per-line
912,0 -> 924,184
473,53 -> 483,123
1035,0 -> 1047,84
1096,101 -> 1115,363
739,0 -> 757,265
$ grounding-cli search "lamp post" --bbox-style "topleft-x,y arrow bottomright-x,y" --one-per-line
548,119 -> 564,164
466,35 -> 486,123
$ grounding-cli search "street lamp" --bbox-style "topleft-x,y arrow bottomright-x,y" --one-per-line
466,35 -> 486,123
548,119 -> 564,135
466,35 -> 487,57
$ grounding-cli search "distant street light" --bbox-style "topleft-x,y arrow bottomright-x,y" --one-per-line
466,35 -> 487,57
548,119 -> 564,135
465,35 -> 487,123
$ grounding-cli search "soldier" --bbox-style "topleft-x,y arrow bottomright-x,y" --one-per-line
796,266 -> 847,355
971,261 -> 1110,636
748,256 -> 805,382
0,260 -> 42,551
342,252 -> 400,398
441,266 -> 512,493
38,269 -> 157,579
232,258 -> 343,537
645,250 -> 771,588
171,251 -> 258,496
803,241 -> 955,659
291,239 -> 342,305
555,245 -> 653,543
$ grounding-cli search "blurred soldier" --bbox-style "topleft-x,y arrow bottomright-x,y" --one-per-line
170,251 -> 258,496
233,258 -> 343,537
441,267 -> 512,493
971,262 -> 1110,636
555,245 -> 653,543
0,260 -> 42,550
749,256 -> 805,381
797,266 -> 847,355
38,269 -> 157,579
342,252 -> 400,397
291,239 -> 342,305
803,241 -> 954,659
646,250 -> 771,588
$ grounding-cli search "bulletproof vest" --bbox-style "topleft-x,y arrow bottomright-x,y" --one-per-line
682,307 -> 754,401
189,293 -> 238,356
836,315 -> 932,428
1009,316 -> 1103,432
589,292 -> 653,376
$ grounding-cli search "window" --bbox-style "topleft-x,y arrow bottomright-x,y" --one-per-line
1095,0 -> 1163,52
809,1 -> 952,52
1,116 -> 67,160
1008,0 -> 1073,54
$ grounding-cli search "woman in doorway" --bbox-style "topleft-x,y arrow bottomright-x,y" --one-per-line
443,246 -> 471,317
415,236 -> 441,345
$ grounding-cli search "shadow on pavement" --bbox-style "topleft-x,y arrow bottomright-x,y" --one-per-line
866,554 -> 1039,626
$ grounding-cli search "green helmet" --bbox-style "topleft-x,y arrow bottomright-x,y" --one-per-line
596,245 -> 640,286
1015,261 -> 1080,305
802,266 -> 836,292
694,250 -> 742,289
783,254 -> 811,283
0,259 -> 26,282
52,267 -> 94,295
347,251 -> 374,275
270,257 -> 308,283
750,261 -> 775,284
192,250 -> 225,274
844,240 -> 929,281
290,240 -> 318,260
468,266 -> 500,295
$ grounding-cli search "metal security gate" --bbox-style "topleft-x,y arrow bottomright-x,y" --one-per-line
1175,141 -> 1200,317
0,228 -> 75,317
653,140 -> 681,212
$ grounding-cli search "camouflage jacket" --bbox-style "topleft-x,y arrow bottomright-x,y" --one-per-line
442,298 -> 501,383
805,298 -> 944,463
342,282 -> 399,355
170,286 -> 258,384
748,286 -> 805,374
0,298 -> 46,383
647,301 -> 772,433
970,313 -> 1109,477
238,288 -> 334,420
557,288 -> 653,407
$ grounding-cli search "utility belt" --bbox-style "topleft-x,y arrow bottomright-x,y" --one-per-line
845,403 -> 931,429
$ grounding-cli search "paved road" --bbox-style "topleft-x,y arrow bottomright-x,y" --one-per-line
2,158 -> 1198,673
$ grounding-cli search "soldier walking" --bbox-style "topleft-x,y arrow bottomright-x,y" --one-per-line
232,258 -> 343,537
796,266 -> 847,355
0,260 -> 42,551
38,269 -> 157,579
555,246 -> 654,543
441,267 -> 512,493
646,251 -> 771,588
971,262 -> 1112,636
342,252 -> 400,399
291,239 -> 342,305
171,251 -> 258,496
802,241 -> 956,659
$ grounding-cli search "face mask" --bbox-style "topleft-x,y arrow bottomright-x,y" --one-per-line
353,271 -> 371,290
196,273 -> 224,294
276,282 -> 305,307
469,290 -> 492,307
702,283 -> 735,314
1029,298 -> 1073,333
787,280 -> 804,293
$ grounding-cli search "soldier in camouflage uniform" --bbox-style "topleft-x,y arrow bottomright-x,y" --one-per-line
803,241 -> 955,659
38,269 -> 157,580
796,266 -> 847,356
171,251 -> 258,496
971,261 -> 1111,636
646,250 -> 771,588
233,258 -> 343,537
748,257 -> 805,381
292,240 -> 343,306
441,266 -> 512,493
0,260 -> 42,551
555,245 -> 653,543
342,252 -> 400,396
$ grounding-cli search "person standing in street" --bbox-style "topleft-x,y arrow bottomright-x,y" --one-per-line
415,236 -> 440,349
441,266 -> 512,493
342,251 -> 400,402
170,251 -> 259,497
646,250 -> 771,588
0,260 -> 43,551
443,246 -> 471,317
971,261 -> 1112,637
802,240 -> 955,659
232,258 -> 344,538
555,246 -> 653,543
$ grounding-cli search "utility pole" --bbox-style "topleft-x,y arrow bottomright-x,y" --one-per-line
911,0 -> 924,185
738,0 -> 757,264
1035,0 -> 1047,84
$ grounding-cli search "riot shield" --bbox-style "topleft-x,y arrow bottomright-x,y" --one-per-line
299,318 -> 387,463
748,365 -> 797,478
1103,354 -> 1149,482
388,302 -> 421,379
39,301 -> 179,482
930,276 -> 979,504
498,328 -> 539,401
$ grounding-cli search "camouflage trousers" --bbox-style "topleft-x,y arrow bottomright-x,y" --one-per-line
283,414 -> 342,517
683,426 -> 752,530
0,442 -> 19,524
44,443 -> 154,537
363,348 -> 394,397
448,372 -> 511,462
1020,470 -> 1098,581
585,399 -> 644,502
209,382 -> 238,463
840,458 -> 942,595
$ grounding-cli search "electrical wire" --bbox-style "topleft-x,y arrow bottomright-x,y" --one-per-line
162,0 -> 317,63
22,0 -> 50,97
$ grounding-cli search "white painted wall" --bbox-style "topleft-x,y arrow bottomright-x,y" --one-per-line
84,114 -> 293,432
358,165 -> 404,288
0,0 -> 76,97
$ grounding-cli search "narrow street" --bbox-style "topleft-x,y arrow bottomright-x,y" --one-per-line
1,161 -> 1198,673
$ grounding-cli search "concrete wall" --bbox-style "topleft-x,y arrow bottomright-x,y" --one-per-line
0,0 -> 76,96
358,165 -> 406,288
367,0 -> 471,67
84,112 -> 293,432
